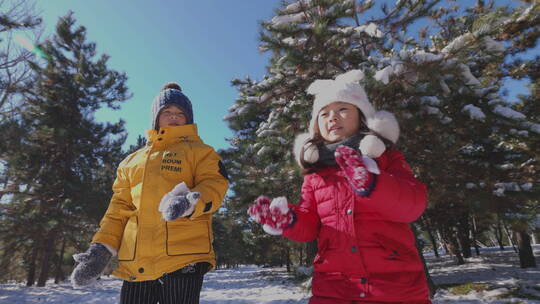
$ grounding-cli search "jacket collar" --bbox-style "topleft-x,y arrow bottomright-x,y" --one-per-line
146,124 -> 201,147
312,165 -> 342,177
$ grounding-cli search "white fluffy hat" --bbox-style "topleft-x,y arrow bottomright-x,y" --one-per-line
294,69 -> 400,167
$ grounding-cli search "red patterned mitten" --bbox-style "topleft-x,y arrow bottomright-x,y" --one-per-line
247,196 -> 271,224
335,145 -> 376,196
247,196 -> 295,235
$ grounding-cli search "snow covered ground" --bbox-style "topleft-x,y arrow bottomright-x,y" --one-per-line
428,246 -> 540,303
1,247 -> 539,303
0,266 -> 309,304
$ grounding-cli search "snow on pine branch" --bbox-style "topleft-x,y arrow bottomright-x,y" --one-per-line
493,105 -> 526,120
463,104 -> 486,121
371,50 -> 481,90
283,1 -> 302,13
509,129 -> 529,137
441,21 -> 507,55
282,37 -> 308,47
369,48 -> 540,130
420,96 -> 441,105
374,65 -> 393,84
440,4 -> 538,56
521,122 -> 540,134
271,12 -> 305,27
516,4 -> 536,23
482,37 -> 505,53
458,64 -> 481,86
493,182 -> 534,197
354,23 -> 384,38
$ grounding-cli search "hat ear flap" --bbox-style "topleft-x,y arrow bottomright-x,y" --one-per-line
302,142 -> 319,164
294,133 -> 319,168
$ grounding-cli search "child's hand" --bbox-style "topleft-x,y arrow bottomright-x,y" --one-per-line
247,196 -> 295,235
71,243 -> 113,288
335,145 -> 376,196
159,182 -> 200,221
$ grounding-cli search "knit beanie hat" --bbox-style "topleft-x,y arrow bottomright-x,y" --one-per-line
294,70 -> 400,167
151,82 -> 194,129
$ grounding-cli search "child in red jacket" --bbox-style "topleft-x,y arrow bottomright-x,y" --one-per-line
248,70 -> 431,304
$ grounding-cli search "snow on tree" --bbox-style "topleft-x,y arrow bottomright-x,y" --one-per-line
222,0 -> 539,272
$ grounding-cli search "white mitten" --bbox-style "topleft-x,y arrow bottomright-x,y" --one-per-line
158,182 -> 200,221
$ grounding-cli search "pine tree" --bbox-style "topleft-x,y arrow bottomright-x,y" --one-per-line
496,0 -> 539,267
225,0 -> 449,270
0,12 -> 130,286
0,0 -> 42,115
212,210 -> 252,268
223,0 -> 539,276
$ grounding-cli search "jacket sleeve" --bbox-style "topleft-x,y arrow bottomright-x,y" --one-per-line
360,149 -> 427,223
282,177 -> 321,242
189,146 -> 229,219
92,161 -> 135,251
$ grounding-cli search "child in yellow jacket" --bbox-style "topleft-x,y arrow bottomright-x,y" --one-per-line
71,82 -> 229,304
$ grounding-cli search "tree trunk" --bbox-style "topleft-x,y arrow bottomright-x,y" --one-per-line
514,229 -> 537,268
0,175 -> 8,202
37,231 -> 56,287
446,232 -> 465,265
427,229 -> 439,258
54,237 -> 66,284
503,223 -> 518,253
454,209 -> 472,258
307,240 -> 317,266
285,247 -> 291,272
494,222 -> 505,250
424,218 -> 439,258
25,244 -> 39,287
457,220 -> 472,258
412,224 -> 437,297
488,233 -> 498,248
437,230 -> 449,254
471,215 -> 480,256
473,238 -> 481,256
299,244 -> 304,266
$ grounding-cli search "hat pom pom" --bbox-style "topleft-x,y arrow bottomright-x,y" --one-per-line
334,69 -> 365,84
359,135 -> 386,158
161,82 -> 182,91
306,79 -> 333,95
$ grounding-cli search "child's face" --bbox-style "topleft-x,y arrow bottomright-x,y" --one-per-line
317,102 -> 360,143
157,105 -> 187,128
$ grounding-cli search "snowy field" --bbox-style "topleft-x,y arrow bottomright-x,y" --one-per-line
428,246 -> 540,303
1,247 -> 539,304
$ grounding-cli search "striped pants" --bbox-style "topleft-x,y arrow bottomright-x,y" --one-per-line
119,262 -> 209,304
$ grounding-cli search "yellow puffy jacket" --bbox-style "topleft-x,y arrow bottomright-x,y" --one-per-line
92,124 -> 228,282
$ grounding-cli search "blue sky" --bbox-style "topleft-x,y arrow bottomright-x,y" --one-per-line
37,0 -> 282,151
34,1 -> 534,151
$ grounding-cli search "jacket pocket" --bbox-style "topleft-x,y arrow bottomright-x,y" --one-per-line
373,232 -> 418,261
312,272 -> 366,299
368,272 -> 429,301
118,216 -> 138,261
313,238 -> 329,264
361,232 -> 423,274
166,219 -> 211,255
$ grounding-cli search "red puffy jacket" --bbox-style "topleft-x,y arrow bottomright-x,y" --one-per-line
283,149 -> 430,303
